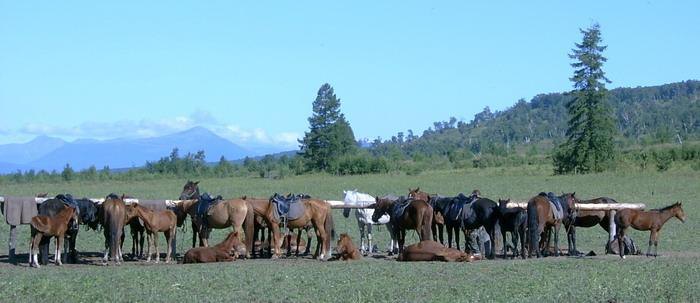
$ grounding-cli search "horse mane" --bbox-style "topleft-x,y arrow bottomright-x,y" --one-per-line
652,202 -> 681,212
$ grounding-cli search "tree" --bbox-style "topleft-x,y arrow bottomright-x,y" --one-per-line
554,23 -> 616,174
299,83 -> 357,172
61,163 -> 74,181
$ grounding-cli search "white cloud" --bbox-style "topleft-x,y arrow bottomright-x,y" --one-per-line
12,110 -> 301,149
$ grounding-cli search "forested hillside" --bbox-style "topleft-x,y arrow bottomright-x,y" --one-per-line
371,80 -> 700,158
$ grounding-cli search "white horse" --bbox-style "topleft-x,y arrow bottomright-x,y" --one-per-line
342,190 -> 398,255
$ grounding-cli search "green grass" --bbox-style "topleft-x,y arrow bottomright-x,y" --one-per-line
1,167 -> 699,302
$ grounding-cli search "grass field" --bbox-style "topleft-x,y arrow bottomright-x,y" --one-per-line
1,167 -> 699,302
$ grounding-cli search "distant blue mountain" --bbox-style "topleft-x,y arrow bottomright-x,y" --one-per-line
0,135 -> 66,164
0,127 -> 251,173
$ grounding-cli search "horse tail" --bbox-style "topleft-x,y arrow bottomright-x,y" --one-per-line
527,201 -> 539,256
104,206 -> 123,261
243,203 -> 255,257
325,210 -> 336,241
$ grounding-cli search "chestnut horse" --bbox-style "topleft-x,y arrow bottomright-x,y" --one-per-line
397,240 -> 479,262
101,194 -> 127,264
334,233 -> 362,261
244,196 -> 335,259
177,181 -> 254,259
615,202 -> 686,259
527,193 -> 575,258
183,231 -> 244,264
407,188 -> 444,245
371,196 -> 433,255
29,204 -> 78,267
126,203 -> 177,263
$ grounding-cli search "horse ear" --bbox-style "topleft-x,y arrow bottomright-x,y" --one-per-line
194,181 -> 200,185
572,192 -> 576,197
416,187 -> 420,192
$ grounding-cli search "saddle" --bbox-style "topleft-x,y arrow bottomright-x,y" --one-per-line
271,193 -> 306,222
197,193 -> 223,226
391,196 -> 412,220
540,192 -> 564,220
56,194 -> 80,213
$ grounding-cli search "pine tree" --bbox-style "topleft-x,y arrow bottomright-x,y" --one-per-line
555,23 -> 616,174
299,83 -> 357,172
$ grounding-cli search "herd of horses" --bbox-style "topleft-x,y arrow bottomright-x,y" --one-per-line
22,181 -> 687,267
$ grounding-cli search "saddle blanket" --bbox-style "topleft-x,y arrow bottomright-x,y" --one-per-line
2,196 -> 38,226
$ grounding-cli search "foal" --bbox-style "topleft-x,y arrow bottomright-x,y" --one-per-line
183,231 -> 243,264
334,234 -> 362,261
615,202 -> 686,259
126,203 -> 177,263
29,205 -> 78,267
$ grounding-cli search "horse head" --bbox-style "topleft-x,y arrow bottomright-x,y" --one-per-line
78,198 -> 100,230
673,201 -> 686,223
370,197 -> 391,223
498,199 -> 510,209
179,180 -> 200,200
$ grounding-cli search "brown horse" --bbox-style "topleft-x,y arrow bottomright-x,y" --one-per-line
397,240 -> 479,262
527,193 -> 575,258
334,234 -> 362,261
408,188 -> 445,245
101,193 -> 127,264
29,204 -> 78,267
244,196 -> 335,259
371,196 -> 433,255
183,231 -> 244,263
615,202 -> 686,259
566,194 -> 618,255
126,203 -> 177,263
177,181 -> 254,258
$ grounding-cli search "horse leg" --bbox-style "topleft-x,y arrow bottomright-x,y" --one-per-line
446,226 -> 453,249
146,232 -> 152,262
154,232 -> 160,263
501,229 -> 508,259
398,229 -> 406,255
165,230 -> 172,263
646,231 -> 653,257
367,224 -> 374,254
454,226 -> 461,252
553,224 -> 560,257
438,223 -> 444,245
617,226 -> 626,259
55,236 -> 63,266
653,230 -> 659,257
191,220 -> 198,248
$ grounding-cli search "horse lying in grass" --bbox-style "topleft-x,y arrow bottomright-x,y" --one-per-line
334,234 -> 361,261
29,204 -> 78,267
126,203 -> 177,263
397,240 -> 480,262
615,202 -> 686,259
183,231 -> 244,264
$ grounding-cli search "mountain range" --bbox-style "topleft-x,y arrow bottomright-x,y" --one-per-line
0,127 -> 285,173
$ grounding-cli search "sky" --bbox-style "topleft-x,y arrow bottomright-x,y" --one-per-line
1,1 -> 698,150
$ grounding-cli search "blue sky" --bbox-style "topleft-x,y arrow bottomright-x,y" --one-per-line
1,1 -> 698,150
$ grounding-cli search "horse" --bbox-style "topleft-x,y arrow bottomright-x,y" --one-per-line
450,192 -> 499,259
183,231 -> 244,264
244,195 -> 335,259
498,199 -> 526,259
342,190 -> 398,255
615,202 -> 686,259
397,240 -> 480,262
29,204 -> 78,267
177,181 -> 254,259
565,194 -> 618,255
370,196 -> 433,255
334,233 -> 362,261
126,203 -> 177,263
100,193 -> 128,264
527,192 -> 575,258
407,188 -> 444,245
38,194 -> 100,264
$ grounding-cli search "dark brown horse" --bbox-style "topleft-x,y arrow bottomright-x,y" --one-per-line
371,196 -> 433,255
527,193 -> 575,258
498,199 -> 526,259
565,194 -> 618,255
615,202 -> 686,259
407,188 -> 445,245
29,204 -> 78,267
183,231 -> 244,264
177,181 -> 254,258
101,194 -> 127,264
244,196 -> 335,259
126,203 -> 177,263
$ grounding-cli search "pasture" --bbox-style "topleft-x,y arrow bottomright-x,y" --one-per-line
1,167 -> 699,302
